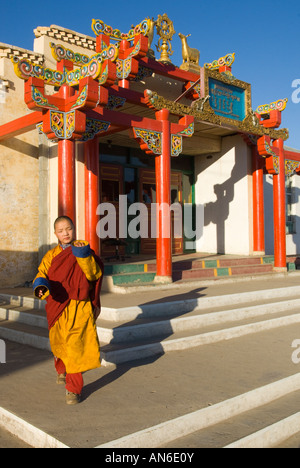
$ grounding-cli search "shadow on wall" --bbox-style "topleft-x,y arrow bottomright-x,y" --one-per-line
0,138 -> 39,158
0,250 -> 39,288
202,150 -> 245,254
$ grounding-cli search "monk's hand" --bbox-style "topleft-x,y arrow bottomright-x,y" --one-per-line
37,286 -> 47,298
73,241 -> 85,247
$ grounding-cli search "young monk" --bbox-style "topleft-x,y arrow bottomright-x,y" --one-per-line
33,216 -> 103,405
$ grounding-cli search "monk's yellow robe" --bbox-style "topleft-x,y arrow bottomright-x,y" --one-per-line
33,241 -> 103,374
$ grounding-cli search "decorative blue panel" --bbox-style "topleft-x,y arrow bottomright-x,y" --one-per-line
209,78 -> 246,121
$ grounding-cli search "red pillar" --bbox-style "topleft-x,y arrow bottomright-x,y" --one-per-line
84,138 -> 100,256
58,138 -> 76,222
273,138 -> 287,270
252,145 -> 265,255
155,109 -> 172,282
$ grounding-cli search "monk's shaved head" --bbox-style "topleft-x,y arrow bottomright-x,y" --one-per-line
54,216 -> 75,231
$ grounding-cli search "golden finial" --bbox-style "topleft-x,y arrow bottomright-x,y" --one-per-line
155,14 -> 175,64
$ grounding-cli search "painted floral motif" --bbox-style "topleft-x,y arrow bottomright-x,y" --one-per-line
133,128 -> 162,155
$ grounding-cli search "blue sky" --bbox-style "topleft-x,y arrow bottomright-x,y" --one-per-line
1,0 -> 300,148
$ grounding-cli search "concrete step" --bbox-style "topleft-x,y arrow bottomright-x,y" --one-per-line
0,320 -> 50,351
95,322 -> 300,448
100,311 -> 300,366
0,424 -> 32,448
2,306 -> 299,367
2,321 -> 300,448
98,376 -> 300,449
3,283 -> 300,322
99,284 -> 300,321
1,285 -> 300,367
98,299 -> 300,345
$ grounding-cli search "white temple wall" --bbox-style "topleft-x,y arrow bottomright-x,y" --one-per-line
194,134 -> 252,255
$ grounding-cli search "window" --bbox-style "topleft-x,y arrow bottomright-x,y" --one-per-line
142,183 -> 156,203
124,168 -> 137,204
286,177 -> 296,234
101,180 -> 120,202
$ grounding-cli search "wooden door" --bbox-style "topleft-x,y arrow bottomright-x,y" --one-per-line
139,169 -> 183,255
99,164 -> 124,258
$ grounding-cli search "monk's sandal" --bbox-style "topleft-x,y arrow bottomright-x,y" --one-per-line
66,391 -> 81,405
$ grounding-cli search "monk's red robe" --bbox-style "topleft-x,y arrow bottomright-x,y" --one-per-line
33,242 -> 103,374
45,246 -> 103,330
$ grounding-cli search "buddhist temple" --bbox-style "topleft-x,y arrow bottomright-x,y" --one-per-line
0,14 -> 299,289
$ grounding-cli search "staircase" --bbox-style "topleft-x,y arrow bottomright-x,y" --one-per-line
103,254 -> 298,291
1,281 -> 300,366
2,278 -> 300,447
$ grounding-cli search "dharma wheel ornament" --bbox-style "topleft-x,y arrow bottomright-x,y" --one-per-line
155,14 -> 175,64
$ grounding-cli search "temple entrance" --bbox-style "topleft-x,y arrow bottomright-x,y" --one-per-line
99,164 -> 125,259
140,168 -> 183,255
99,160 -> 188,258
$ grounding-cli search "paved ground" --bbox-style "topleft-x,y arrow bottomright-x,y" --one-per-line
1,273 -> 300,448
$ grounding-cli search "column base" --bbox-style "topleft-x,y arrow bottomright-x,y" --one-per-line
273,266 -> 287,273
253,251 -> 265,256
154,275 -> 173,284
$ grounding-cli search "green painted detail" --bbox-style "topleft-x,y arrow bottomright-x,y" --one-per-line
204,260 -> 218,268
216,268 -> 229,276
104,264 -> 145,275
262,256 -> 274,264
112,272 -> 156,285
287,262 -> 296,271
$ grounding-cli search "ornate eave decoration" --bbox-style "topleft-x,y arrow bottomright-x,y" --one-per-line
257,135 -> 300,176
144,67 -> 289,142
50,43 -> 91,66
132,128 -> 162,155
91,18 -> 151,42
37,116 -> 111,142
132,116 -> 194,157
12,43 -> 118,88
256,98 -> 288,115
204,53 -> 235,71
91,19 -> 150,82
116,37 -> 148,80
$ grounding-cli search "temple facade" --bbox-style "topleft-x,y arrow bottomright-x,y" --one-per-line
0,15 -> 299,288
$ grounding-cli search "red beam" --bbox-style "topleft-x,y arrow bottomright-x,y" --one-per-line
85,107 -> 162,133
0,111 -> 43,141
285,149 -> 300,162
139,57 -> 200,82
109,85 -> 147,106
